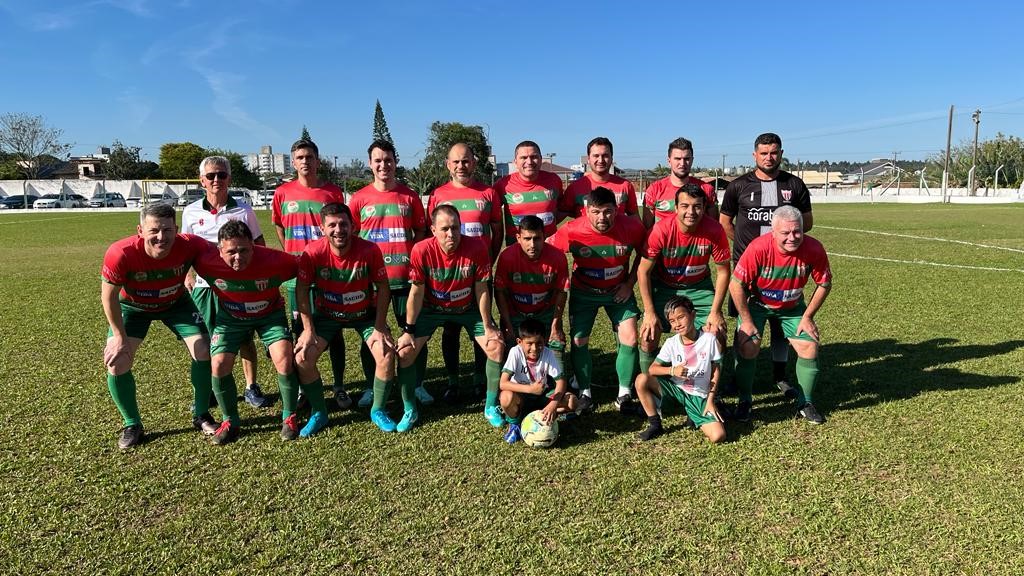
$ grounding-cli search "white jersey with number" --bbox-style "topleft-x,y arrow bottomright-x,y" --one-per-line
656,331 -> 721,398
181,197 -> 263,288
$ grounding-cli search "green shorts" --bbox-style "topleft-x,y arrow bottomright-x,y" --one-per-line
655,375 -> 717,428
568,288 -> 640,340
111,296 -> 207,340
210,307 -> 291,356
651,278 -> 716,332
390,287 -> 411,328
190,286 -> 219,331
415,308 -> 485,339
312,312 -> 376,344
510,309 -> 565,352
746,301 -> 815,343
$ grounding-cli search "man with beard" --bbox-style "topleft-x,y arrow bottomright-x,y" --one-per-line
559,136 -> 639,220
496,140 -> 564,245
642,137 -> 718,228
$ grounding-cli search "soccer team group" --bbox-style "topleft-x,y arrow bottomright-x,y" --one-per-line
100,132 -> 833,449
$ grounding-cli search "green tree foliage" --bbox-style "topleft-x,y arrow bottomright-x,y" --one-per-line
105,140 -> 160,180
342,158 -> 368,179
159,142 -> 207,180
0,113 -> 72,179
928,133 -> 1024,189
649,163 -> 670,177
373,100 -> 397,162
0,151 -> 20,179
413,121 -> 495,194
208,148 -> 262,189
317,156 -> 340,185
300,125 -> 311,142
343,177 -> 371,194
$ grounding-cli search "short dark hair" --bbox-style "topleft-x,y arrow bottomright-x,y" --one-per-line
514,140 -> 541,156
291,139 -> 319,156
663,295 -> 695,319
368,139 -> 397,160
754,132 -> 782,149
587,137 -> 613,156
218,220 -> 253,243
431,203 -> 460,224
518,215 -> 545,235
517,318 -> 546,341
140,203 -> 175,223
674,183 -> 707,204
320,202 -> 352,222
667,137 -> 693,156
586,186 -> 617,208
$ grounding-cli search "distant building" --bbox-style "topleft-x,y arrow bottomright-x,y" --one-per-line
245,145 -> 292,176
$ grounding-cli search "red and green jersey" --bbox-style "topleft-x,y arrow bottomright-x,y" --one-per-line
643,176 -> 718,225
495,171 -> 563,242
494,243 -> 569,316
348,183 -> 427,289
193,244 -> 298,319
547,216 -> 646,294
101,234 -> 206,312
271,180 -> 346,254
559,173 -> 638,218
644,215 -> 731,288
732,233 -> 832,311
409,236 -> 491,314
427,181 -> 502,240
297,237 -> 387,322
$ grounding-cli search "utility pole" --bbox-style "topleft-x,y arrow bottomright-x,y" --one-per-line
970,109 -> 981,195
942,105 -> 953,203
893,151 -> 901,194
718,154 -> 726,196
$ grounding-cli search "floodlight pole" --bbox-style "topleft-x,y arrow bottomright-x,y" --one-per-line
943,105 -> 953,203
970,109 -> 981,195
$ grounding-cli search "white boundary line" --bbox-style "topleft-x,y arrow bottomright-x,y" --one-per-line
831,252 -> 1024,273
0,215 -> 93,225
817,225 -> 1024,254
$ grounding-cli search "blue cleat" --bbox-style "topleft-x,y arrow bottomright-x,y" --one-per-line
299,411 -> 328,438
370,409 -> 397,433
484,405 -> 503,428
503,423 -> 522,444
396,408 -> 419,433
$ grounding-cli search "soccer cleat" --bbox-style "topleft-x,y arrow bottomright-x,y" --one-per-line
358,389 -> 374,409
117,424 -> 144,449
504,423 -> 522,444
396,408 -> 419,433
280,414 -> 300,441
211,420 -> 239,445
734,400 -> 752,423
296,390 -> 309,411
193,412 -> 220,436
683,417 -> 696,430
797,403 -> 826,425
614,394 -> 637,415
300,411 -> 329,437
414,385 -> 435,406
370,409 -> 397,433
243,383 -> 271,409
569,376 -> 580,391
484,405 -> 503,428
575,394 -> 596,415
637,424 -> 664,441
441,385 -> 461,405
776,380 -> 798,400
332,385 -> 353,410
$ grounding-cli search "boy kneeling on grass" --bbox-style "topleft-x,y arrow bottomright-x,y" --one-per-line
499,318 -> 577,444
635,295 -> 726,444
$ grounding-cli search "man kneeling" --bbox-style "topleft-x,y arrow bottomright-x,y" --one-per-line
635,296 -> 725,443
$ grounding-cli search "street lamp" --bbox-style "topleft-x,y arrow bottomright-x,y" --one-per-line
970,109 -> 981,194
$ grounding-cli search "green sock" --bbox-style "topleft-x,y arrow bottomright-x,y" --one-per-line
190,360 -> 212,417
485,359 -> 500,408
107,372 -> 141,427
279,372 -> 298,418
616,343 -> 638,387
735,356 -> 756,403
300,375 -> 327,413
570,343 -> 591,391
639,348 -> 656,376
371,376 -> 389,411
212,373 -> 240,426
548,340 -> 566,379
795,357 -> 819,405
398,364 -> 417,411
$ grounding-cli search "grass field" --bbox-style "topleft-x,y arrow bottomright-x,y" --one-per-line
2,204 -> 1023,575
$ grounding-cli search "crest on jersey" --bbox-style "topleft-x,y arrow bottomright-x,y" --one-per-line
656,200 -> 672,211
543,190 -> 553,200
286,201 -> 299,213
511,193 -> 524,204
781,189 -> 793,202
697,245 -> 709,256
134,271 -> 147,282
579,246 -> 592,257
398,203 -> 410,216
319,268 -> 331,279
798,263 -> 807,277
543,272 -> 554,284
214,279 -> 228,290
211,334 -> 220,345
512,272 -> 522,283
364,206 -> 376,217
173,265 -> 185,276
459,265 -> 472,278
615,245 -> 627,256
475,200 -> 486,212
255,279 -> 269,291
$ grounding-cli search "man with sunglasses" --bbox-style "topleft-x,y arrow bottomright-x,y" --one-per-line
183,156 -> 269,409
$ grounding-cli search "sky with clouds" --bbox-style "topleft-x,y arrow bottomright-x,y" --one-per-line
1,0 -> 1022,169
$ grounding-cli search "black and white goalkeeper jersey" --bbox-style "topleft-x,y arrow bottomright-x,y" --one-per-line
720,170 -> 812,261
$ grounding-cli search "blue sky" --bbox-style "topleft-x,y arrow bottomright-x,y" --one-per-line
1,0 -> 1022,170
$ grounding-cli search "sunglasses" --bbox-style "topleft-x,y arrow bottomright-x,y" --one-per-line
204,171 -> 229,181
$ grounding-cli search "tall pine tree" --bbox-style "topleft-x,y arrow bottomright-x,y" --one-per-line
300,125 -> 311,141
372,100 -> 398,162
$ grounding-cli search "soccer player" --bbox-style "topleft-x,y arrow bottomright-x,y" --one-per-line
396,205 -> 505,430
182,155 -> 269,409
558,136 -> 639,220
634,296 -> 725,443
271,138 -> 349,408
100,203 -> 213,449
498,318 -> 577,444
637,186 -> 730,382
495,140 -> 564,245
293,203 -> 401,434
642,137 -> 719,228
720,132 -> 814,411
730,206 -> 831,425
428,143 -> 503,403
191,221 -> 312,444
547,186 -> 646,413
348,139 -> 429,408
493,214 -> 569,370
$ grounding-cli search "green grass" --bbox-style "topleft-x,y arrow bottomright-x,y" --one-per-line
2,204 -> 1023,575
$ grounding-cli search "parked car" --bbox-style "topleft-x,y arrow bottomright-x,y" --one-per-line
0,194 -> 39,209
228,189 -> 251,205
87,192 -> 127,208
34,193 -> 84,209
177,189 -> 205,207
127,191 -> 178,208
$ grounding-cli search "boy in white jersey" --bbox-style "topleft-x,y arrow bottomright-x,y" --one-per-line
635,296 -> 725,443
498,318 -> 577,444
